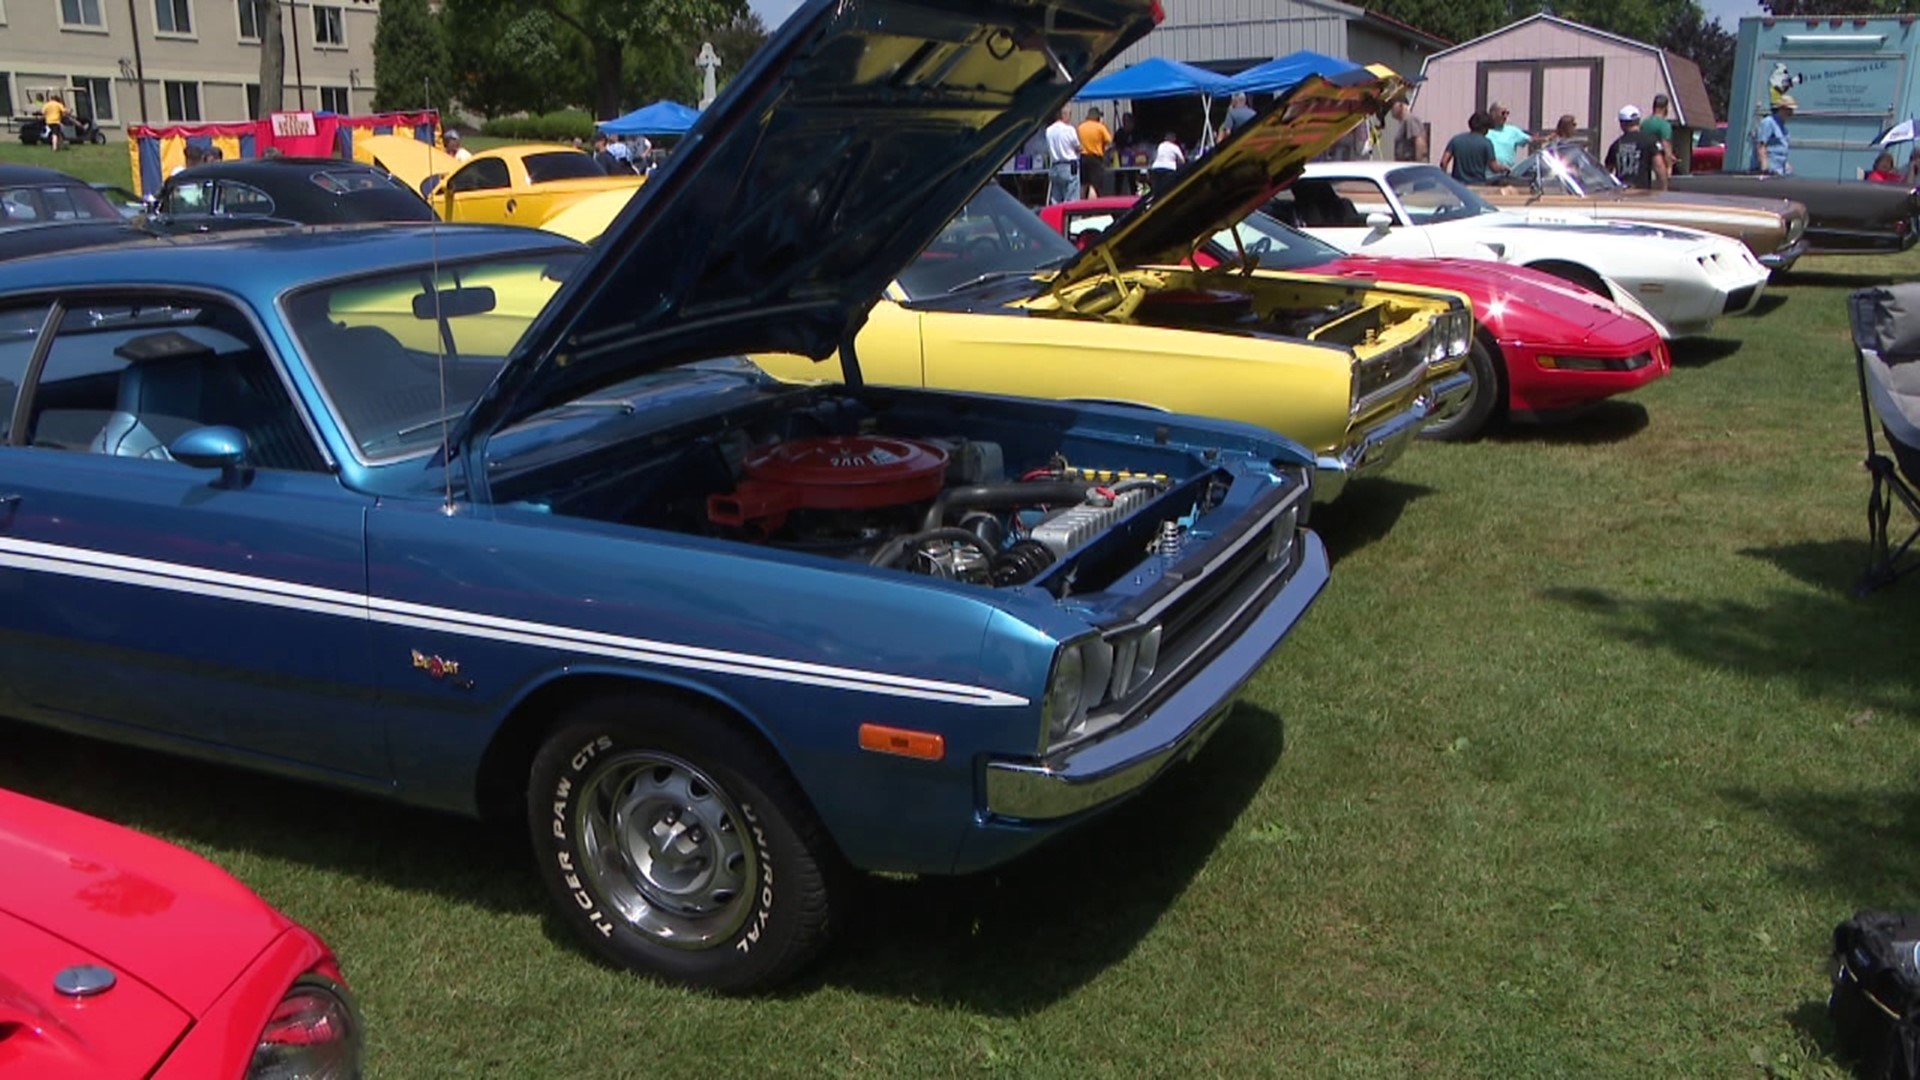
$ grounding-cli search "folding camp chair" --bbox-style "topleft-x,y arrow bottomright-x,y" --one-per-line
1848,285 -> 1920,594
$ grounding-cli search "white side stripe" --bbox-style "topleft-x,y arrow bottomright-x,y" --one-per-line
0,537 -> 1030,708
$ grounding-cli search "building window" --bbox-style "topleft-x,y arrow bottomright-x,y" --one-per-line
236,0 -> 257,40
312,4 -> 342,46
70,75 -> 111,121
153,0 -> 190,34
0,76 -> 11,114
318,85 -> 349,113
163,80 -> 200,122
59,0 -> 104,28
245,82 -> 259,118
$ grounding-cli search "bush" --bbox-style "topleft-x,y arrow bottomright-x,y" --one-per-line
480,110 -> 596,142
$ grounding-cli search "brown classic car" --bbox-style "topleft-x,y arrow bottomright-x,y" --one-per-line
1668,169 -> 1920,256
1483,143 -> 1810,270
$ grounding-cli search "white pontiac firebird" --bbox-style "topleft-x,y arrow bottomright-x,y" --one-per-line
1284,162 -> 1770,339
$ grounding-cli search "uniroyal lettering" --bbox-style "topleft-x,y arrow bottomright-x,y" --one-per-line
733,803 -> 777,954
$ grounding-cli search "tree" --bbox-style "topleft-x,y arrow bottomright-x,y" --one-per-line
534,0 -> 745,119
443,0 -> 585,117
1662,7 -> 1738,119
254,0 -> 284,117
1366,0 -> 1516,47
373,0 -> 452,114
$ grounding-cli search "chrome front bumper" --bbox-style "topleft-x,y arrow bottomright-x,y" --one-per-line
982,533 -> 1329,822
1310,368 -> 1466,502
1759,235 -> 1810,271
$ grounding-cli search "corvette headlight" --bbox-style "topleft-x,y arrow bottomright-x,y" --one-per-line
1449,311 -> 1471,357
248,976 -> 362,1080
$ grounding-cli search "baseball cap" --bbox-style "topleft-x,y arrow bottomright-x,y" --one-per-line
1618,104 -> 1642,122
1777,94 -> 1798,110
445,129 -> 462,140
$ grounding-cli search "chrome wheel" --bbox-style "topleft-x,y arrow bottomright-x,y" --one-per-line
573,752 -> 756,950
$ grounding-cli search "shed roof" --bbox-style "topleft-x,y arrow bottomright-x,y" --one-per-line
1422,13 -> 1717,126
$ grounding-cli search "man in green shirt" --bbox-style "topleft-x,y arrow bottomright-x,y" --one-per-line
1642,94 -> 1674,159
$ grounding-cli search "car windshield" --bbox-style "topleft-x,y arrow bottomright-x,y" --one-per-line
895,185 -> 1078,300
1698,126 -> 1727,148
1385,166 -> 1499,224
1509,143 -> 1623,196
284,250 -> 584,461
1225,211 -> 1344,270
0,182 -> 121,227
523,152 -> 608,183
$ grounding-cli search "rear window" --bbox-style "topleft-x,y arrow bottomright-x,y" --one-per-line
523,152 -> 607,183
0,183 -> 121,227
311,169 -> 437,222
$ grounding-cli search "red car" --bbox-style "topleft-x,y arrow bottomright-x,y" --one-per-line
1692,125 -> 1727,174
1039,196 -> 1671,439
0,787 -> 362,1078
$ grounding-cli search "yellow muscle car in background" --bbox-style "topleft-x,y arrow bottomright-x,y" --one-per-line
364,136 -> 643,229
750,69 -> 1473,500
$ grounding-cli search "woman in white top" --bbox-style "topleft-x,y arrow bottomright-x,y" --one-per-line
1149,134 -> 1185,194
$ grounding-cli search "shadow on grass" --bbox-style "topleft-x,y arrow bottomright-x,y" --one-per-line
1492,400 -> 1649,446
0,718 -> 544,917
1741,539 -> 1879,596
1542,578 -> 1920,722
796,703 -> 1284,1013
1670,338 -> 1745,367
1748,293 -> 1792,318
1776,267 -> 1920,290
1309,479 -> 1433,565
1725,784 -> 1920,907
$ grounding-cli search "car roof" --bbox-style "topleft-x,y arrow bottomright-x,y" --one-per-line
0,163 -> 91,186
0,223 -> 581,296
168,158 -> 387,183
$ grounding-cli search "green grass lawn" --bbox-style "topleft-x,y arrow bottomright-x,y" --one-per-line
0,233 -> 1917,1077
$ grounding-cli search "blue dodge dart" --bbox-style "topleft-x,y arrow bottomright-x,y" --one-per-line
0,0 -> 1329,990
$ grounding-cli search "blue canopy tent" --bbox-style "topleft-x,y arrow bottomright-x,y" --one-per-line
1075,57 -> 1234,151
598,100 -> 701,137
1220,50 -> 1361,96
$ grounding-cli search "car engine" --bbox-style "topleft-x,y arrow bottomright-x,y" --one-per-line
702,434 -> 1176,588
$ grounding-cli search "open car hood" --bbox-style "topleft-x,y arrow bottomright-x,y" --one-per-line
1051,66 -> 1404,290
456,0 -> 1162,449
361,133 -> 460,192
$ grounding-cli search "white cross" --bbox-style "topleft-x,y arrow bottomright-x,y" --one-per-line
696,42 -> 722,109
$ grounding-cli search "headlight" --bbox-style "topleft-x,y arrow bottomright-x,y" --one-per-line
1426,317 -> 1447,364
1043,644 -> 1088,744
248,977 -> 363,1080
1450,311 -> 1471,357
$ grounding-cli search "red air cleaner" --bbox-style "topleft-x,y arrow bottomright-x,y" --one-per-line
707,436 -> 950,529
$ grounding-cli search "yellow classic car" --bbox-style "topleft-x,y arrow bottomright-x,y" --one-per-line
364,136 -> 643,229
750,69 -> 1474,500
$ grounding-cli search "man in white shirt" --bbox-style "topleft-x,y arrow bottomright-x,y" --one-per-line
444,129 -> 474,163
1044,107 -> 1081,205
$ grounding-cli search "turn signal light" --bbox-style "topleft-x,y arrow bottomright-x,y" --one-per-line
859,724 -> 945,761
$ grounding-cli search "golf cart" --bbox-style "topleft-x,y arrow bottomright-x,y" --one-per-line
16,85 -> 107,145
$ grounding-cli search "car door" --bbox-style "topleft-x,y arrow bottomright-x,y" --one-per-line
442,158 -> 512,223
0,291 -> 385,784
1291,177 -> 1436,256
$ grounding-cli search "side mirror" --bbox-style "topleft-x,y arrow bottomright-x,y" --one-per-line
169,425 -> 253,487
1365,211 -> 1393,232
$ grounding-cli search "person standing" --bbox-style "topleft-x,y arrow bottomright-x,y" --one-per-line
1440,112 -> 1504,185
1149,132 -> 1185,196
1112,112 -> 1142,194
1483,102 -> 1531,168
1044,107 -> 1082,205
1544,113 -> 1580,150
41,94 -> 65,152
592,132 -> 619,174
444,129 -> 474,163
1751,94 -> 1795,175
1377,98 -> 1428,162
1223,92 -> 1256,137
1077,107 -> 1113,197
1604,104 -> 1668,190
1642,94 -> 1674,155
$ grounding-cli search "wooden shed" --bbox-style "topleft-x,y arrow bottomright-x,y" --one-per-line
1111,0 -> 1449,83
1415,14 -> 1716,156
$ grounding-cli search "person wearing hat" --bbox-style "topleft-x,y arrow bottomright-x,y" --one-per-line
1752,95 -> 1795,175
1605,104 -> 1668,190
444,129 -> 473,163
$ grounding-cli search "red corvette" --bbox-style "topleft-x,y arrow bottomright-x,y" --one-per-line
1039,196 -> 1671,439
0,787 -> 362,1078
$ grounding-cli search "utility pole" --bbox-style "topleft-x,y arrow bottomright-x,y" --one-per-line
256,0 -> 285,115
123,0 -> 148,122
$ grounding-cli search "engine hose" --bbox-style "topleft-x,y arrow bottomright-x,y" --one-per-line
867,527 -> 997,570
919,481 -> 1102,532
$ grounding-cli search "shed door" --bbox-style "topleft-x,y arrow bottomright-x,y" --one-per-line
1477,59 -> 1604,152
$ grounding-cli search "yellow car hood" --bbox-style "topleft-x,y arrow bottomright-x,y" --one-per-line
541,186 -> 643,242
1053,65 -> 1406,290
360,133 -> 459,194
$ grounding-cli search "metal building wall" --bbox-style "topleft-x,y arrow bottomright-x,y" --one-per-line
1110,0 -> 1353,70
